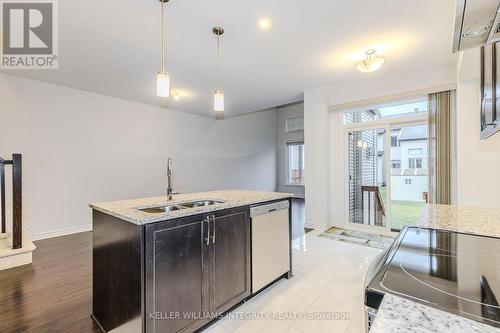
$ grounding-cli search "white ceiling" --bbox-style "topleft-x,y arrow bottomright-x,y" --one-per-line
1,0 -> 458,117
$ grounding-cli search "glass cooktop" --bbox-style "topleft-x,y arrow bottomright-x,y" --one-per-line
367,227 -> 500,327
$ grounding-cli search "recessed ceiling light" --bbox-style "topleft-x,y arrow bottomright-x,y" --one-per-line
258,18 -> 271,30
356,49 -> 386,73
172,91 -> 180,101
463,25 -> 489,38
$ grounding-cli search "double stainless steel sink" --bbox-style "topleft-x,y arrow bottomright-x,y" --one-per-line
138,200 -> 224,214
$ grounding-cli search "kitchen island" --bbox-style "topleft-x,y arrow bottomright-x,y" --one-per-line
369,204 -> 500,333
89,190 -> 293,333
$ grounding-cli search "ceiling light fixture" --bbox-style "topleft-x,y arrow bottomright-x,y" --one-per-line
213,26 -> 225,119
356,49 -> 386,73
463,26 -> 489,38
258,18 -> 271,30
156,0 -> 170,97
173,91 -> 180,101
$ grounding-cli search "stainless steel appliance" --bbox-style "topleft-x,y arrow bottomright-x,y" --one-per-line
365,227 -> 500,331
250,200 -> 290,293
453,0 -> 500,52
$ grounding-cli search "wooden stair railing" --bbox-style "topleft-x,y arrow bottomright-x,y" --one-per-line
361,185 -> 386,227
0,154 -> 22,249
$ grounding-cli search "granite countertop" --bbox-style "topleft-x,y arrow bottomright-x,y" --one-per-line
417,204 -> 500,238
370,294 -> 500,333
371,204 -> 500,332
89,190 -> 293,225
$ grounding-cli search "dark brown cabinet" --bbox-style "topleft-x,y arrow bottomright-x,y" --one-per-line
145,214 -> 211,333
211,209 -> 251,314
144,207 -> 250,333
92,200 -> 290,333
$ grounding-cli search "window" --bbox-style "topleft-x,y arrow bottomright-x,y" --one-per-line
391,160 -> 401,168
343,100 -> 428,125
408,148 -> 423,156
285,117 -> 304,133
391,136 -> 399,147
408,158 -> 423,169
287,142 -> 305,185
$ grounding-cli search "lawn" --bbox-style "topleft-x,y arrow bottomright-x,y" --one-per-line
389,200 -> 425,230
379,186 -> 425,230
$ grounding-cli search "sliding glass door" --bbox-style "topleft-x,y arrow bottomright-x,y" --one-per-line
347,127 -> 388,228
344,99 -> 430,231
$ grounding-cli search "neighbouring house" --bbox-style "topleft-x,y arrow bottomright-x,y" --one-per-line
390,125 -> 428,202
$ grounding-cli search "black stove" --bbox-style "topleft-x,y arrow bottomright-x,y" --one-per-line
365,227 -> 500,328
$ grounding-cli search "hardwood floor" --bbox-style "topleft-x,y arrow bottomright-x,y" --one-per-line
0,232 -> 101,333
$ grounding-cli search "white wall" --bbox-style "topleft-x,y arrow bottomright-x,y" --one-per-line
456,49 -> 500,208
0,74 -> 278,239
304,88 -> 331,228
277,103 -> 305,198
305,65 -> 456,228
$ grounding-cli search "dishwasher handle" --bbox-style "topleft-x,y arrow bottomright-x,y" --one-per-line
250,200 -> 289,217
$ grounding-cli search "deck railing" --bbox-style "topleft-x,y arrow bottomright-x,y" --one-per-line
0,154 -> 22,249
361,185 -> 385,227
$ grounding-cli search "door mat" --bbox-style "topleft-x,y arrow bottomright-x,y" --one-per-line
319,227 -> 395,250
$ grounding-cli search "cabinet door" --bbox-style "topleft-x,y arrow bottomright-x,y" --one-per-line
210,208 -> 251,314
145,215 -> 211,333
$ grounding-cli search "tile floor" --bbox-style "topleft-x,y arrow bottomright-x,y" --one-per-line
203,229 -> 381,333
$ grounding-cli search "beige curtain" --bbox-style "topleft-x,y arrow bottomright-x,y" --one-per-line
428,91 -> 454,205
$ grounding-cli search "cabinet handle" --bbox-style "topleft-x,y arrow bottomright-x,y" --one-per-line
204,217 -> 210,245
210,215 -> 216,244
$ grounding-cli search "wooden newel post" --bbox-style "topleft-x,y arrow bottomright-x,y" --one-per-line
0,160 -> 5,234
12,154 -> 22,249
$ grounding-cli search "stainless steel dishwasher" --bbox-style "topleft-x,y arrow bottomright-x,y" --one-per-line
250,200 -> 290,293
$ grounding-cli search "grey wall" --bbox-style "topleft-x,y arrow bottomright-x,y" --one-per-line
277,103 -> 305,198
0,74 -> 278,239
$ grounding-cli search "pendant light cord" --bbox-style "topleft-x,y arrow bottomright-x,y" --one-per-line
161,0 -> 165,74
216,34 -> 220,91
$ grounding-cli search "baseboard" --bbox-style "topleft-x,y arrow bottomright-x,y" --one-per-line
32,224 -> 92,241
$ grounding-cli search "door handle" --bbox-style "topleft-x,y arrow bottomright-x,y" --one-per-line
204,216 -> 210,245
210,215 -> 216,244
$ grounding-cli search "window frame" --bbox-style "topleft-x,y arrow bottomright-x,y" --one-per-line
285,141 -> 305,186
391,160 -> 401,169
285,117 -> 305,133
408,157 -> 423,169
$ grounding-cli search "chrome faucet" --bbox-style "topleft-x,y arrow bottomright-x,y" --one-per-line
167,158 -> 174,200
167,158 -> 182,200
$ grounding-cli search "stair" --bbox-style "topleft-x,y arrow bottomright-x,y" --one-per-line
0,232 -> 9,248
0,231 -> 36,270
1,154 -> 34,270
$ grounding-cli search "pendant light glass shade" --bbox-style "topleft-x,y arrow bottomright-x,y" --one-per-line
356,49 -> 386,73
214,90 -> 224,112
213,27 -> 225,115
156,72 -> 170,97
156,0 -> 170,97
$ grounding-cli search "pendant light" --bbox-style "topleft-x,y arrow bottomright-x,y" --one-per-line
356,49 -> 386,73
213,27 -> 225,118
156,0 -> 170,97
